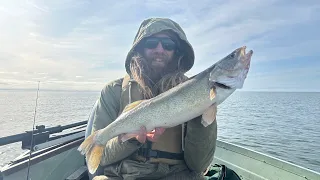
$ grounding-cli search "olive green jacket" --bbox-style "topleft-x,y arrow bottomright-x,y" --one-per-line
90,18 -> 217,178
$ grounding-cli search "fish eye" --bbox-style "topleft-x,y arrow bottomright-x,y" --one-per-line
228,52 -> 235,58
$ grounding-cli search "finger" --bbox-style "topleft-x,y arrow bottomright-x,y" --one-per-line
146,127 -> 165,142
136,134 -> 147,143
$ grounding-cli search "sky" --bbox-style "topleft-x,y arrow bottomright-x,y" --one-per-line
0,0 -> 319,92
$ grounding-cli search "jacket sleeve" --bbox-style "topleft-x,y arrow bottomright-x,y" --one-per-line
91,79 -> 142,166
183,114 -> 218,173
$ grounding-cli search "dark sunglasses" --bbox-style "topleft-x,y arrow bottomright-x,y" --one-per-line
144,37 -> 177,51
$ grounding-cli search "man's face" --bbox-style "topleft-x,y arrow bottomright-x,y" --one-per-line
143,33 -> 176,71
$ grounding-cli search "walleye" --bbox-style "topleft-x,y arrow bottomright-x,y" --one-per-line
78,46 -> 253,174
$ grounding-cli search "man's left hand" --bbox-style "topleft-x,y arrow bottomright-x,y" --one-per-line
201,104 -> 217,127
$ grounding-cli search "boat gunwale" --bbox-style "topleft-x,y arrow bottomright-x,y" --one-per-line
216,139 -> 320,179
0,137 -> 84,176
1,128 -> 319,179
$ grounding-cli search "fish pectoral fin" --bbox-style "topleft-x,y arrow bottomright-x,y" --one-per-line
122,100 -> 145,113
118,126 -> 148,144
121,133 -> 147,144
118,127 -> 166,143
201,104 -> 217,127
209,86 -> 217,100
118,133 -> 141,143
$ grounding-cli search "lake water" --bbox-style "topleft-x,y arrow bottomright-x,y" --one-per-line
0,90 -> 319,173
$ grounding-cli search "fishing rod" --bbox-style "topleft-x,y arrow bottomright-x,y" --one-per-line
0,82 -> 89,179
26,81 -> 40,180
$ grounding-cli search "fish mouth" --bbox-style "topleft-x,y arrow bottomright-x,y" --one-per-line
210,46 -> 253,90
217,46 -> 250,71
240,46 -> 253,67
238,46 -> 246,57
238,46 -> 253,60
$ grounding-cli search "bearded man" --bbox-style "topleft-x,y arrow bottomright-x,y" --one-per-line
88,17 -> 218,180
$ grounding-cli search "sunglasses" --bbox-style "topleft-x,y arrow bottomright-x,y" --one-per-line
144,37 -> 177,51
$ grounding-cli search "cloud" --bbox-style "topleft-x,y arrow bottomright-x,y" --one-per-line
0,0 -> 319,91
242,64 -> 320,92
178,1 -> 320,65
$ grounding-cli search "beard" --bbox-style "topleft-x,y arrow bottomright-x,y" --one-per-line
130,51 -> 181,99
146,52 -> 171,71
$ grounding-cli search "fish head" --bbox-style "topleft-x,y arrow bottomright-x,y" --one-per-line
209,46 -> 253,89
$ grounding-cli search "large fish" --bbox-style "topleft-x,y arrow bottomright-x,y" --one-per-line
78,46 -> 253,174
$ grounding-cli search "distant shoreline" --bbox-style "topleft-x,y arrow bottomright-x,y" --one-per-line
0,89 -> 100,93
0,88 -> 319,93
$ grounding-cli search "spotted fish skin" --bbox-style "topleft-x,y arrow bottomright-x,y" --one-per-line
78,46 -> 253,174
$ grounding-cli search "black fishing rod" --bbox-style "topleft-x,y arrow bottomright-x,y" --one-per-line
26,81 -> 40,180
0,120 -> 88,147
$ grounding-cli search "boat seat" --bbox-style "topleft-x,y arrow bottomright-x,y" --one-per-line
85,99 -> 105,180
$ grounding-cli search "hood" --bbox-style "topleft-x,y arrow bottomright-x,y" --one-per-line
125,17 -> 195,75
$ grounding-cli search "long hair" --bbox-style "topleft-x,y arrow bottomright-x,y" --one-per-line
129,50 -> 187,99
129,52 -> 155,99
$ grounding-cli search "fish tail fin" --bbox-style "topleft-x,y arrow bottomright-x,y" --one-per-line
78,132 -> 95,155
86,144 -> 104,174
78,131 -> 104,174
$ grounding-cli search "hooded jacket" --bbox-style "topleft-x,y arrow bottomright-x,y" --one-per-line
90,18 -> 218,177
124,17 -> 195,75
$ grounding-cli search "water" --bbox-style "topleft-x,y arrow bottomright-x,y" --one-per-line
0,90 -> 319,173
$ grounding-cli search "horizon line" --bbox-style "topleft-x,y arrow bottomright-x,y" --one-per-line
0,88 -> 319,93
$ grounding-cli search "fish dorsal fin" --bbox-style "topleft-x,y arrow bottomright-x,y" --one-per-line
123,100 -> 144,113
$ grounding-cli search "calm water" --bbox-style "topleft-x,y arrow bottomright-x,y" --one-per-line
0,90 -> 319,173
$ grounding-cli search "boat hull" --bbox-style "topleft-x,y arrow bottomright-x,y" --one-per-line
1,137 -> 86,180
1,137 -> 320,180
214,140 -> 320,180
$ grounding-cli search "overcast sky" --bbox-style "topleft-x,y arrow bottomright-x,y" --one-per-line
0,0 -> 319,92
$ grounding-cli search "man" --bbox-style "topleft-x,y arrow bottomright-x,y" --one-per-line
89,17 -> 218,180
